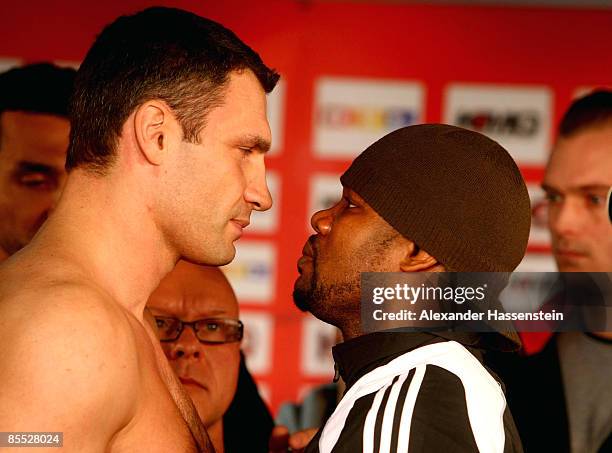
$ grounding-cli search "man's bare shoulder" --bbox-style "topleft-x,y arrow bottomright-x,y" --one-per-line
0,262 -> 141,376
0,261 -> 135,338
0,263 -> 141,449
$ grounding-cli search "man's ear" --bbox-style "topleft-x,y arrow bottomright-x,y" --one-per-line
399,242 -> 443,272
133,100 -> 177,166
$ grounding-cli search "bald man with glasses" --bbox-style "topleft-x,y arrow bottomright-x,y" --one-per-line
147,260 -> 273,453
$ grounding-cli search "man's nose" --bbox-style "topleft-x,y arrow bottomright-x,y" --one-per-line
245,168 -> 273,212
311,207 -> 333,235
169,327 -> 203,360
549,198 -> 583,237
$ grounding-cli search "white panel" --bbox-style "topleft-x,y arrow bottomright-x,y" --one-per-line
249,171 -> 281,233
444,83 -> 553,165
527,183 -> 552,248
314,77 -> 425,159
301,316 -> 337,377
267,79 -> 286,155
222,241 -> 276,303
308,173 -> 343,231
240,311 -> 273,374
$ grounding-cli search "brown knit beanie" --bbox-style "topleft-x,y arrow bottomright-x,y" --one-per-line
340,124 -> 531,273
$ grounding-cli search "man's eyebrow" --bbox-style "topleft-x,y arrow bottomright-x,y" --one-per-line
148,308 -> 171,316
198,308 -> 229,317
576,184 -> 610,193
238,134 -> 271,153
344,188 -> 363,204
15,161 -> 58,175
541,183 -> 559,193
542,182 -> 610,193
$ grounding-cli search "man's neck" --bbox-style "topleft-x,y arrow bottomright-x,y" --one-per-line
207,420 -> 224,453
30,169 -> 177,318
340,324 -> 362,342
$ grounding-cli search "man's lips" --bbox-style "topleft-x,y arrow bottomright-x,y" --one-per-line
555,249 -> 587,259
230,219 -> 250,235
297,255 -> 313,273
297,236 -> 317,273
554,247 -> 588,259
178,376 -> 205,389
301,235 -> 318,257
302,243 -> 314,258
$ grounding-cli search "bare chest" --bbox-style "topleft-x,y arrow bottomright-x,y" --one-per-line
108,320 -> 212,453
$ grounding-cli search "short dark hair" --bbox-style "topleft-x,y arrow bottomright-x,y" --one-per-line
559,89 -> 612,138
67,6 -> 279,174
0,62 -> 76,117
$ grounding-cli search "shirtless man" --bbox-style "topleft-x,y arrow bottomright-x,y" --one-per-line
0,7 -> 278,453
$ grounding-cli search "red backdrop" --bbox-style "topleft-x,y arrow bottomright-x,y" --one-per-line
1,0 -> 611,413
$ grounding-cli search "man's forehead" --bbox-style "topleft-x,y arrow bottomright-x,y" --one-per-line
0,111 -> 69,160
208,70 -> 270,130
149,289 -> 237,318
342,186 -> 365,202
149,265 -> 238,318
545,130 -> 612,188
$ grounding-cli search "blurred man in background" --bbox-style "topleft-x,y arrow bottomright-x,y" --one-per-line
148,261 -> 274,453
544,90 -> 612,274
0,63 -> 74,262
490,90 -> 612,453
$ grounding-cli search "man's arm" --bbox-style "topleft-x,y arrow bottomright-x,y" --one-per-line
0,292 -> 137,452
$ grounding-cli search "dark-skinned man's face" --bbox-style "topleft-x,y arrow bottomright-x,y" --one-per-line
294,187 -> 409,326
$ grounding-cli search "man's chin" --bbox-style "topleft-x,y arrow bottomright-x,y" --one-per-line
208,242 -> 237,266
292,285 -> 312,312
554,257 -> 595,272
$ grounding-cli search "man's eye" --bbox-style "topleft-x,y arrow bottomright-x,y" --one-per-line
544,192 -> 562,203
587,194 -> 603,206
18,173 -> 55,189
205,322 -> 219,331
239,147 -> 254,155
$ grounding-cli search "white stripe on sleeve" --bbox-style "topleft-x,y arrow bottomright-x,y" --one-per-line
396,365 -> 426,453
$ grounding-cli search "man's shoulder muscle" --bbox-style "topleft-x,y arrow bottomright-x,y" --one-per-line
0,284 -> 139,451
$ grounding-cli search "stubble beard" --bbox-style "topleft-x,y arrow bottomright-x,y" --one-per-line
293,229 -> 402,331
293,259 -> 360,329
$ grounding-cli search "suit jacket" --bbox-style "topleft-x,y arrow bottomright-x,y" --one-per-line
486,336 -> 612,453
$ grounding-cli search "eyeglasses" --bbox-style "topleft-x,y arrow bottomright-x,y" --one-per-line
154,316 -> 243,344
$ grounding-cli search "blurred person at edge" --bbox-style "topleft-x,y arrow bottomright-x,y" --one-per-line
0,63 -> 75,262
488,90 -> 612,453
147,260 -> 274,453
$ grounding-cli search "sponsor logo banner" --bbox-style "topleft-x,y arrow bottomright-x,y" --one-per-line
314,77 -> 424,158
308,173 -> 342,230
527,183 -> 551,248
267,79 -> 286,156
240,311 -> 273,374
444,84 -> 552,165
222,241 -> 276,303
301,316 -> 337,377
250,171 -> 280,233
